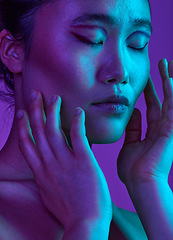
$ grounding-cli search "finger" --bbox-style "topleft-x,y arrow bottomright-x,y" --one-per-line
45,95 -> 71,163
162,77 -> 173,122
162,98 -> 169,120
29,91 -> 56,165
168,60 -> 173,78
124,108 -> 141,145
158,58 -> 169,81
17,110 -> 44,176
70,108 -> 93,158
144,75 -> 162,125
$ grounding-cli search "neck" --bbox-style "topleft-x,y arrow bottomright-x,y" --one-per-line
0,111 -> 35,181
0,110 -> 93,182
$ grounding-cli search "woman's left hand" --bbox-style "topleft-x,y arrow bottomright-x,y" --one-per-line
117,58 -> 173,186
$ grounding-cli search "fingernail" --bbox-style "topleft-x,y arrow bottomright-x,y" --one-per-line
31,90 -> 37,102
50,95 -> 57,104
75,107 -> 82,116
17,110 -> 23,120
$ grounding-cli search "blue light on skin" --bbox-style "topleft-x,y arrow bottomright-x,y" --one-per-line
78,55 -> 95,89
0,0 -> 152,193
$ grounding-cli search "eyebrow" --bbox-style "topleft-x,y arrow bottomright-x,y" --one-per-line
70,13 -> 152,34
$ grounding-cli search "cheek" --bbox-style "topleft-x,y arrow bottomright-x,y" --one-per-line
75,55 -> 96,88
130,56 -> 150,101
43,43 -> 96,92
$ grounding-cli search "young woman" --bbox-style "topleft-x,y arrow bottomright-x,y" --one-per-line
0,0 -> 172,239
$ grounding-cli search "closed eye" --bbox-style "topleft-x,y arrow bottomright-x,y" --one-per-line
74,33 -> 149,50
128,42 -> 149,51
85,40 -> 104,47
73,33 -> 104,48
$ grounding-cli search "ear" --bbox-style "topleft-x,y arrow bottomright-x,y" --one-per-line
0,29 -> 24,73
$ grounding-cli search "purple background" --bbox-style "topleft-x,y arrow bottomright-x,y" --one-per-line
0,0 -> 173,212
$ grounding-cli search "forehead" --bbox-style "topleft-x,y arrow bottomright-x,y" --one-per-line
51,0 -> 151,25
35,0 -> 151,37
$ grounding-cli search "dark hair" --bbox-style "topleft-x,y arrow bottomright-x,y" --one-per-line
0,0 -> 151,111
0,0 -> 55,111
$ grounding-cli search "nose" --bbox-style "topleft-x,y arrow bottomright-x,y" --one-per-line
97,48 -> 129,85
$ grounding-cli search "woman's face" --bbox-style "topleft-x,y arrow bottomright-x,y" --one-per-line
21,0 -> 151,145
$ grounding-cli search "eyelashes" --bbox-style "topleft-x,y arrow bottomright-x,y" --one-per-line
83,39 -> 149,51
128,42 -> 149,51
74,34 -> 103,48
84,41 -> 104,48
75,34 -> 149,51
86,41 -> 149,50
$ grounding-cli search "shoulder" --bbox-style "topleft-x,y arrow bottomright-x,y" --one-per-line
111,201 -> 148,240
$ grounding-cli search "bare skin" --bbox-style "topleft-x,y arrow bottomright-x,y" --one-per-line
0,0 -> 172,239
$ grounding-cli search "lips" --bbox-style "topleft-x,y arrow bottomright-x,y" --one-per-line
92,95 -> 129,106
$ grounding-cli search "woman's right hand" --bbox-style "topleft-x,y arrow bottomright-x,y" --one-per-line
17,91 -> 112,230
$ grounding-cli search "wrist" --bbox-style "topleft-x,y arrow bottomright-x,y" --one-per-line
63,218 -> 111,240
125,173 -> 168,195
125,178 -> 173,240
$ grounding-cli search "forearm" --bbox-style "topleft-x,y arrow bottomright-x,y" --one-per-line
63,218 -> 111,240
126,179 -> 173,240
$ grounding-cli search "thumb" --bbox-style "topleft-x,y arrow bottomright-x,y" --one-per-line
124,108 -> 142,145
70,108 -> 92,157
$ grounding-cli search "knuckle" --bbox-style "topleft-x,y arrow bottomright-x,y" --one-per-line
45,125 -> 56,138
31,123 -> 44,139
29,101 -> 40,113
70,126 -> 80,138
70,117 -> 81,138
17,123 -> 28,141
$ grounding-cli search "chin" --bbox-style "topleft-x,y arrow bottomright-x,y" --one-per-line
87,125 -> 125,144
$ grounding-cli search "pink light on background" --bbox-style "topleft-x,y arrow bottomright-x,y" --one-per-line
0,0 -> 173,212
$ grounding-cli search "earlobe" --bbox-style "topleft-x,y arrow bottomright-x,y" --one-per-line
0,29 -> 23,74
